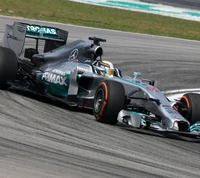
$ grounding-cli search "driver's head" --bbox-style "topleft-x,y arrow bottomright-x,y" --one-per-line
97,60 -> 114,77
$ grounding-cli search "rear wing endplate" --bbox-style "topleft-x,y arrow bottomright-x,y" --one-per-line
3,22 -> 26,57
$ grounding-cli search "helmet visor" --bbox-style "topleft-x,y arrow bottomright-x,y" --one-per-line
106,68 -> 114,76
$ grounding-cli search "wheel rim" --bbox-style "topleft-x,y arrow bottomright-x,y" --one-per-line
94,88 -> 105,113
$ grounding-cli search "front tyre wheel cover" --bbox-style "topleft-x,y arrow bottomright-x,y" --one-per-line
93,80 -> 125,125
180,93 -> 200,125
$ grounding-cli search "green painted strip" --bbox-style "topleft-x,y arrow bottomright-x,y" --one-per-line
70,0 -> 200,21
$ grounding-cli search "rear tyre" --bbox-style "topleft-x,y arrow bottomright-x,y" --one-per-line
0,47 -> 18,89
180,93 -> 200,125
93,80 -> 125,124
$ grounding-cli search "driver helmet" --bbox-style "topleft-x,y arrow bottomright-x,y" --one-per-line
97,60 -> 114,77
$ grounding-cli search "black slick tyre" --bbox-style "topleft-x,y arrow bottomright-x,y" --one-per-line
0,47 -> 18,89
180,93 -> 200,125
93,80 -> 125,124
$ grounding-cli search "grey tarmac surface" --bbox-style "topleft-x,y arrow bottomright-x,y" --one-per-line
140,0 -> 200,11
0,16 -> 200,178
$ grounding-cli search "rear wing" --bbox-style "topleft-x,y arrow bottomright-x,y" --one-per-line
21,22 -> 68,42
3,22 -> 68,57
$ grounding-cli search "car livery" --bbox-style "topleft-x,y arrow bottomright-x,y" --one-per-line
0,22 -> 199,137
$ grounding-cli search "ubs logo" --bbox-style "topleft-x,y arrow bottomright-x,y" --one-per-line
68,49 -> 79,61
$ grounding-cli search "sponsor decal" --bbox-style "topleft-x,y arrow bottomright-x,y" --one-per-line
52,69 -> 66,76
146,86 -> 159,93
7,34 -> 18,40
42,27 -> 57,35
76,66 -> 86,73
84,59 -> 92,63
68,49 -> 79,61
26,25 -> 57,35
42,72 -> 67,86
17,25 -> 26,33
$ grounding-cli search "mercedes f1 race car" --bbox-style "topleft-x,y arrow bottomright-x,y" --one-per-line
0,22 -> 200,136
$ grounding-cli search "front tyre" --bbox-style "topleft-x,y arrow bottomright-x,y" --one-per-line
179,93 -> 200,125
0,47 -> 18,89
94,80 -> 125,124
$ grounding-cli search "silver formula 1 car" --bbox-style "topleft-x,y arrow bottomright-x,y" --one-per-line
0,22 -> 200,136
